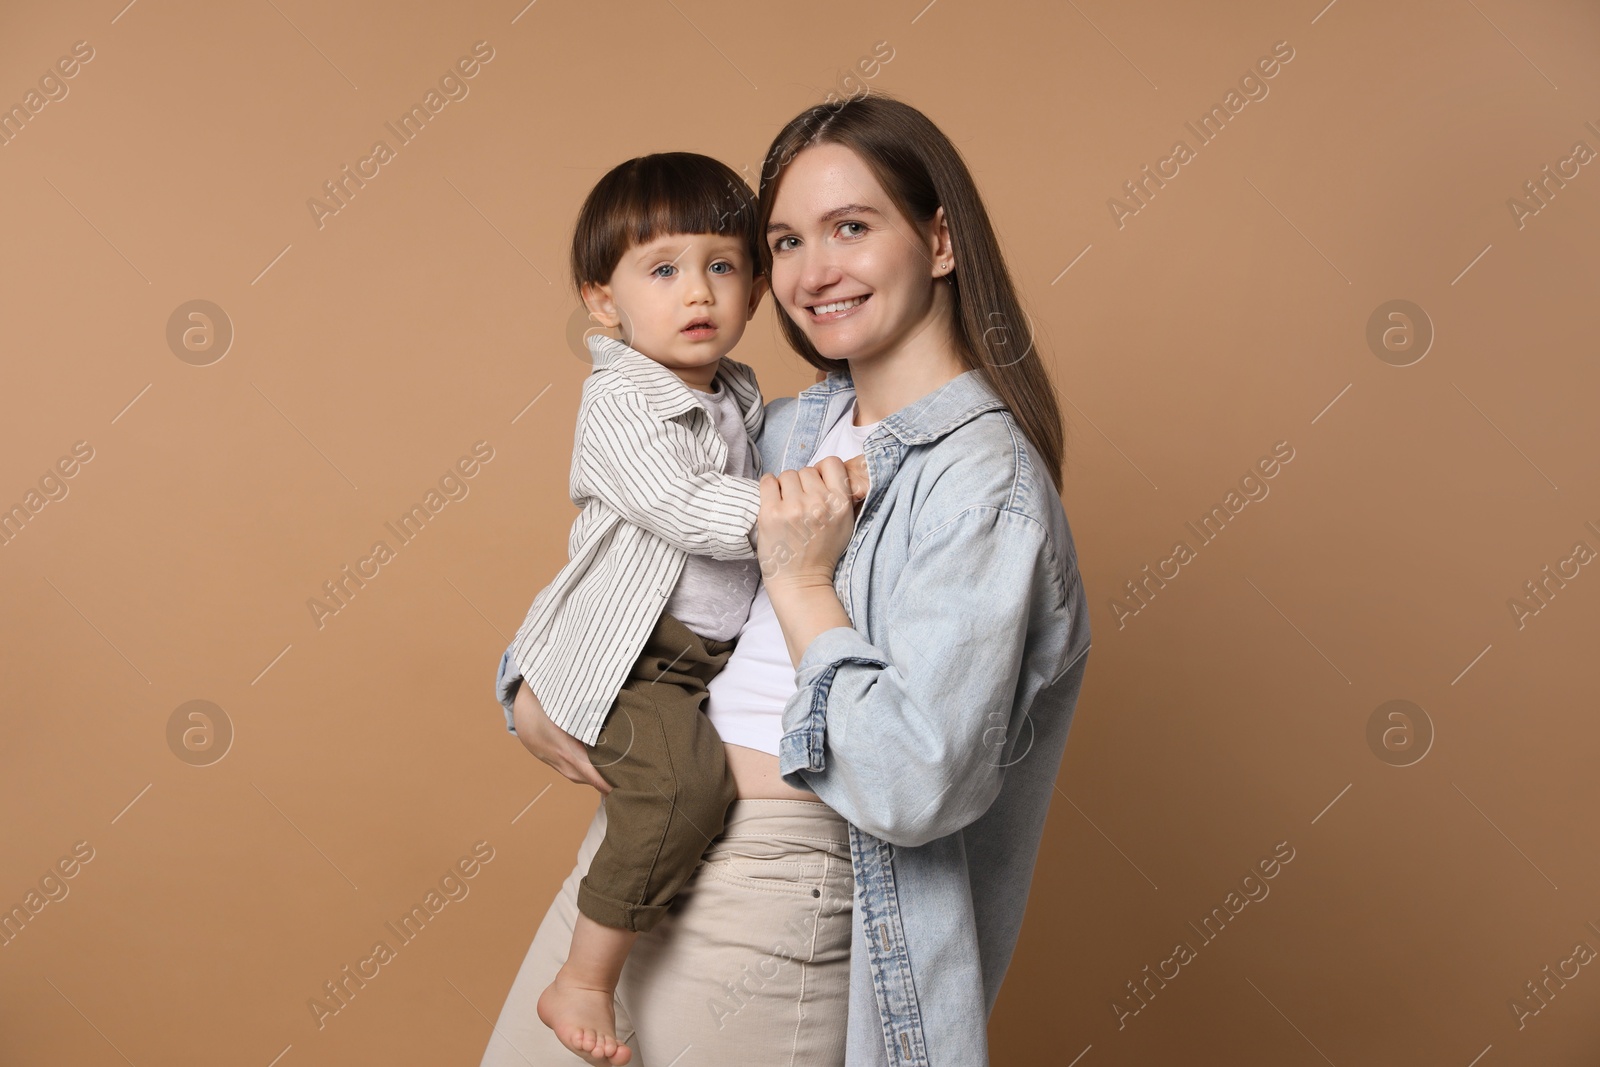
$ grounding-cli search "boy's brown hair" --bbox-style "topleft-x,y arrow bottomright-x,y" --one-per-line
570,152 -> 762,294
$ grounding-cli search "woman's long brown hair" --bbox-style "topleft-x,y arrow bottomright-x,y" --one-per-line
754,93 -> 1068,493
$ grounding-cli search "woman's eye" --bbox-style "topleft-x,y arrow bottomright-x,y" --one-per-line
839,221 -> 867,237
772,236 -> 797,253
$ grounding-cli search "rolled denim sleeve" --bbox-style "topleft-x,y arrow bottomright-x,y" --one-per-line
494,645 -> 521,734
778,504 -> 1061,847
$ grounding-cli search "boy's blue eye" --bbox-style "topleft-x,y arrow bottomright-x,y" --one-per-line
652,264 -> 675,277
710,261 -> 733,274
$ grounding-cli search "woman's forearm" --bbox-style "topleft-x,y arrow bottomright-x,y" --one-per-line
766,577 -> 852,669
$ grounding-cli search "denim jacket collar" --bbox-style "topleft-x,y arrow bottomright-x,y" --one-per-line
798,365 -> 1009,449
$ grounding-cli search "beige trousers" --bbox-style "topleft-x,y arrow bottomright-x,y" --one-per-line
479,798 -> 854,1066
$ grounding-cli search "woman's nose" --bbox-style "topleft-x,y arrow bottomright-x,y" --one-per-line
798,250 -> 841,295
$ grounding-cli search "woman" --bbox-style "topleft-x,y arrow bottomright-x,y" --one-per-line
481,94 -> 1091,1066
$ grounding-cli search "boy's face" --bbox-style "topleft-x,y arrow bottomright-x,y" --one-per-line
582,232 -> 768,388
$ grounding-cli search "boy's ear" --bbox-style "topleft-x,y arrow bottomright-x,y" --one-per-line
745,274 -> 770,319
580,281 -> 621,329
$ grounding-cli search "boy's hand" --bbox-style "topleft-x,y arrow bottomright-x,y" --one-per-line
512,682 -> 612,794
843,454 -> 870,505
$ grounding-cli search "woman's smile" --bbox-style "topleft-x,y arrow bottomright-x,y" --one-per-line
807,294 -> 871,321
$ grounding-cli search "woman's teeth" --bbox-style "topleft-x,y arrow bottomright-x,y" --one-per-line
810,295 -> 868,315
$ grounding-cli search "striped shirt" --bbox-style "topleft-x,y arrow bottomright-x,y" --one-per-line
506,333 -> 766,745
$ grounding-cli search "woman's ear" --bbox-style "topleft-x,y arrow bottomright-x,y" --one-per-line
928,206 -> 954,278
580,281 -> 622,329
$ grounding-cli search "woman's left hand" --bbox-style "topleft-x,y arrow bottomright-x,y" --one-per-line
757,457 -> 858,594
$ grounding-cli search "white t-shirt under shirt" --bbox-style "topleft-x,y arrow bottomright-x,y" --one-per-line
663,378 -> 762,641
705,399 -> 882,756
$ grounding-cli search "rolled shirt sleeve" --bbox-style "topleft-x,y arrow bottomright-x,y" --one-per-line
778,504 -> 1060,847
579,388 -> 761,560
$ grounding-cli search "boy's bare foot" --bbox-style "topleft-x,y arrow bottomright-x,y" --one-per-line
537,972 -> 632,1066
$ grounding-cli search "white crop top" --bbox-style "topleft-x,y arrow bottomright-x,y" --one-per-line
704,400 -> 881,755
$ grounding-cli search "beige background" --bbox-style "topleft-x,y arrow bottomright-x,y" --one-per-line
3,0 -> 1598,1063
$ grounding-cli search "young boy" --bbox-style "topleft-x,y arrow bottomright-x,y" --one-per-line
494,153 -> 863,1066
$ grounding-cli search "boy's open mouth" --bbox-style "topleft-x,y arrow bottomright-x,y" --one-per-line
681,318 -> 717,336
806,294 -> 870,320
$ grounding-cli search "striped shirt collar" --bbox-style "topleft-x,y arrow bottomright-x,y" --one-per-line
586,333 -> 764,435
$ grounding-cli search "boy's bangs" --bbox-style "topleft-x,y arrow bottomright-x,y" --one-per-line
625,187 -> 753,249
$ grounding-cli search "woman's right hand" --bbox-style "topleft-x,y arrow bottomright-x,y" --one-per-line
511,681 -> 612,794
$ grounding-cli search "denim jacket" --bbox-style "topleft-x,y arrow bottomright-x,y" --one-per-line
769,366 -> 1090,1066
496,365 -> 1090,1065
